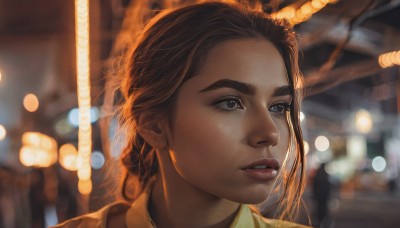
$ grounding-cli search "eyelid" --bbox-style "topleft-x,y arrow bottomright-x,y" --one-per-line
269,102 -> 291,114
212,96 -> 245,111
212,95 -> 243,104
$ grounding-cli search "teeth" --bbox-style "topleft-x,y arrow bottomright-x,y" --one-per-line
253,165 -> 267,169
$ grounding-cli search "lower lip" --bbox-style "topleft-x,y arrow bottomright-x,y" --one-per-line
242,168 -> 278,181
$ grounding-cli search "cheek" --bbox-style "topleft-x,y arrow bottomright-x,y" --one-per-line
168,110 -> 242,176
276,117 -> 291,155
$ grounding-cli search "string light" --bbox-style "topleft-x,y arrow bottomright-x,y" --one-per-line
78,179 -> 92,195
272,0 -> 338,25
378,50 -> 400,68
75,0 -> 92,195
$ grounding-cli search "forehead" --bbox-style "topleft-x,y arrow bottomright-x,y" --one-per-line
192,38 -> 289,91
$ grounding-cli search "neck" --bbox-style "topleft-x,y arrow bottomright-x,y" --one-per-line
149,165 -> 240,228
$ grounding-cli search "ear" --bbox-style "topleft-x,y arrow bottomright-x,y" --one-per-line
137,116 -> 169,150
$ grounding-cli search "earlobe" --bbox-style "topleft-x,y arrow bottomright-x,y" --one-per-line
137,117 -> 169,150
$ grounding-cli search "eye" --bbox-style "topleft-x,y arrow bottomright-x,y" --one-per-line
214,98 -> 244,111
269,103 -> 290,114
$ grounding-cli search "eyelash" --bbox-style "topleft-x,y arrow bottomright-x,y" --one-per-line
269,103 -> 291,114
213,97 -> 244,111
213,97 -> 291,114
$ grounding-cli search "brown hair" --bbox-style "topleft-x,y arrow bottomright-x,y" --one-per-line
117,1 -> 306,222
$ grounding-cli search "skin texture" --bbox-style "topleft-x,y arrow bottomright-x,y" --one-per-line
144,38 -> 292,228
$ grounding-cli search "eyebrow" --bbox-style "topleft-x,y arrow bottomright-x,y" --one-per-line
199,79 -> 255,95
199,79 -> 292,97
272,85 -> 292,97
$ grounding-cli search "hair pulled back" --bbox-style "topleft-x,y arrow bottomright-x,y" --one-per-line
117,1 -> 305,221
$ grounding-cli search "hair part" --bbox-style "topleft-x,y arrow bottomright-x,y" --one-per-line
117,1 -> 306,222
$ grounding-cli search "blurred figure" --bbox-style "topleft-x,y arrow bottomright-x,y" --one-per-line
387,178 -> 397,195
312,163 -> 331,228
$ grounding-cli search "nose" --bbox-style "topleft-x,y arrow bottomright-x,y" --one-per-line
247,111 -> 280,148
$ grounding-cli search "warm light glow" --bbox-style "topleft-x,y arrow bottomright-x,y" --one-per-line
20,146 -> 55,168
78,179 -> 92,195
23,93 -> 39,112
19,146 -> 36,167
300,2 -> 313,15
75,0 -> 92,194
36,148 -> 54,167
315,135 -> 330,151
0,71 -> 2,83
355,109 -> 372,133
304,141 -> 310,155
274,7 -> 296,20
59,144 -> 78,171
300,112 -> 305,122
347,136 -> 366,160
272,0 -> 338,25
378,50 -> 400,68
311,0 -> 323,9
0,125 -> 6,141
78,166 -> 91,180
22,132 -> 41,148
19,132 -> 57,168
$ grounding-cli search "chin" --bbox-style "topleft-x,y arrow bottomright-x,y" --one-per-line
244,195 -> 270,205
228,188 -> 272,205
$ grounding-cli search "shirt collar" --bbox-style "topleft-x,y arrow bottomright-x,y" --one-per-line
124,177 -> 258,228
229,204 -> 256,228
125,178 -> 156,228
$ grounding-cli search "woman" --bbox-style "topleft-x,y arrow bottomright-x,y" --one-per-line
54,1 -> 309,227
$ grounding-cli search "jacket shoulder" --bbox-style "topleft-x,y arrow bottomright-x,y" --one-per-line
51,216 -> 100,228
51,201 -> 130,228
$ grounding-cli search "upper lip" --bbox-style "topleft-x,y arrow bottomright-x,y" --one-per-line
241,158 -> 280,170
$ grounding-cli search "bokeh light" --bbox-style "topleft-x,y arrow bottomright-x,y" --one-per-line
0,125 -> 6,141
90,107 -> 99,123
68,108 -> 80,127
316,150 -> 332,163
378,50 -> 400,68
300,112 -> 305,122
90,151 -> 105,170
19,132 -> 58,168
59,144 -> 78,171
272,0 -> 338,25
23,93 -> 39,112
75,0 -> 92,195
355,109 -> 372,134
315,135 -> 330,151
372,156 -> 386,172
19,146 -> 36,167
78,179 -> 92,195
22,132 -> 41,148
68,107 -> 99,127
304,141 -> 309,155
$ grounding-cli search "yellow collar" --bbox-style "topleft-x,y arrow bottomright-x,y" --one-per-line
123,178 -> 307,228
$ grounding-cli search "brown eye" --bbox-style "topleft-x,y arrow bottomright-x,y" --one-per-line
214,98 -> 244,111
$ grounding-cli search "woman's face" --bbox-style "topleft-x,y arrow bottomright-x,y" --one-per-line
162,38 -> 292,204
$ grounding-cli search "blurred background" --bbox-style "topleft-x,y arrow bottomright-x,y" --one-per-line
0,0 -> 399,227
